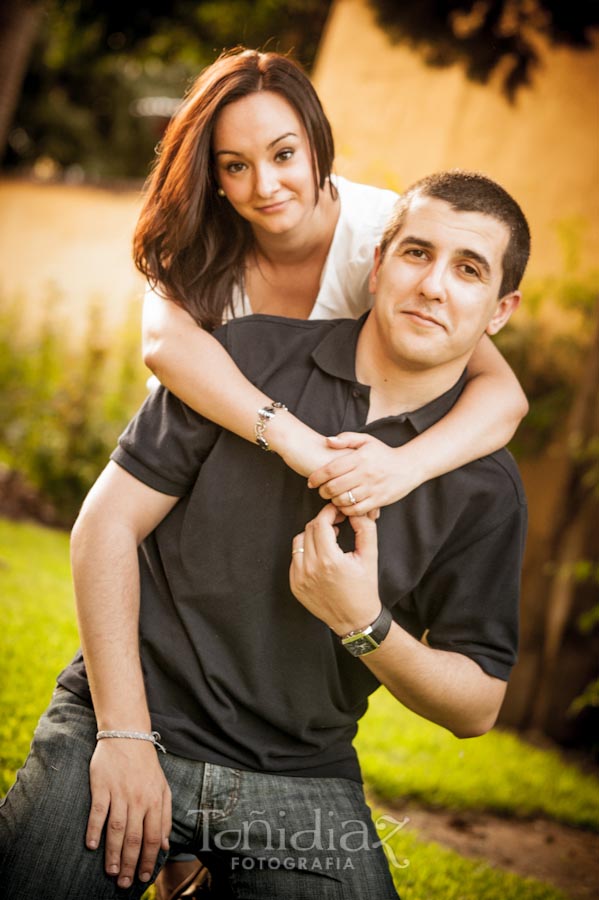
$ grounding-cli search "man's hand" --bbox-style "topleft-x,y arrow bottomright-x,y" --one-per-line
289,503 -> 381,636
307,433 -> 426,515
86,739 -> 171,889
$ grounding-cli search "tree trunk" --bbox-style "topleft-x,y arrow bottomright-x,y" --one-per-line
0,0 -> 46,163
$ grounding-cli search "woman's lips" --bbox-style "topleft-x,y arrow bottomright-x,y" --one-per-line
255,199 -> 290,214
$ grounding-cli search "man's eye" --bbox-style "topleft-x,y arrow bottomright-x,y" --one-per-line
460,264 -> 479,277
406,248 -> 426,259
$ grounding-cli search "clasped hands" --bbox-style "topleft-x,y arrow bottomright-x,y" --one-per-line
307,432 -> 423,516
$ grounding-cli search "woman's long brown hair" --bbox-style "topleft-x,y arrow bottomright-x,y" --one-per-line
133,48 -> 336,332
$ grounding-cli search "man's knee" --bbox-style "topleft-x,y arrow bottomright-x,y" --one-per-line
0,689 -> 98,891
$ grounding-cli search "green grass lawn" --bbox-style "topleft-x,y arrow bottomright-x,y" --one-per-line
380,826 -> 568,900
0,517 -> 79,789
2,516 -> 595,899
357,687 -> 599,830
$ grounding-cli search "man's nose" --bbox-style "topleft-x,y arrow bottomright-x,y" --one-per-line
418,263 -> 448,303
255,164 -> 279,198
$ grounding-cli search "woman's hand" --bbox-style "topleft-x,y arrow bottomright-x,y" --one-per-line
270,417 -> 356,478
307,433 -> 426,515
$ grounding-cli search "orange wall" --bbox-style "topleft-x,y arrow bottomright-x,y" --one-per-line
313,0 -> 599,279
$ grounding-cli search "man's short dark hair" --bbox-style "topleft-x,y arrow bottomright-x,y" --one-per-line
379,171 -> 531,296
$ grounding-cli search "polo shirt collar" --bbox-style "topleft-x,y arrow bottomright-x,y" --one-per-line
311,313 -> 468,433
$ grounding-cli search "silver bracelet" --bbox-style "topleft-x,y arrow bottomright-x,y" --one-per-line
255,401 -> 288,451
96,729 -> 166,753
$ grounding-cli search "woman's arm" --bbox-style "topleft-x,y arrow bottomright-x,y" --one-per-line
309,334 -> 528,515
142,290 -> 341,475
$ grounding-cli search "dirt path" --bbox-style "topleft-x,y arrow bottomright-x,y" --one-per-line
382,802 -> 599,899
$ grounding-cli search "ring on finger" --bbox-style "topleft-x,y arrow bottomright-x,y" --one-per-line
347,490 -> 357,506
292,547 -> 305,556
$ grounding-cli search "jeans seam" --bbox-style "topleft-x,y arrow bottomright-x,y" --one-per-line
195,764 -> 242,828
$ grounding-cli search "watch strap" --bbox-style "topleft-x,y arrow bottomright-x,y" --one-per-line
340,605 -> 393,656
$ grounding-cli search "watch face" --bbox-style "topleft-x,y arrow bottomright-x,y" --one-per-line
343,634 -> 378,657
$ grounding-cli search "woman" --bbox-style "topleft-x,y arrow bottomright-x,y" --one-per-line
134,48 -> 526,898
135,47 -> 527,520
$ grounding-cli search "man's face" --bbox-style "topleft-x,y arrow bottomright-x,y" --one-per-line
368,196 -> 520,371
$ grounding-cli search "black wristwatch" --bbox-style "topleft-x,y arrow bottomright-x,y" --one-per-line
340,605 -> 393,657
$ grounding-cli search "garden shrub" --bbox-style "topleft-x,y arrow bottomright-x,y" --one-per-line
0,292 -> 147,525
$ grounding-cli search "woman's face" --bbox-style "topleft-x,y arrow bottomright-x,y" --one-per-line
212,91 -> 317,237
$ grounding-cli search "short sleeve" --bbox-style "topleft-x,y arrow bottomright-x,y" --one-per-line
110,386 -> 220,496
413,503 -> 527,680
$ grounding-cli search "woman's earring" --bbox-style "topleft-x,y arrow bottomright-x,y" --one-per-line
217,187 -> 226,197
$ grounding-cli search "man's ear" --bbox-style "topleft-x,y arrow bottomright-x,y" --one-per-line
486,291 -> 521,336
368,245 -> 382,293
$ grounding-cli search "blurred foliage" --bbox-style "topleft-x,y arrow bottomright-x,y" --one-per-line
494,269 -> 599,459
0,294 -> 147,525
368,0 -> 599,100
4,0 -> 332,179
570,678 -> 599,717
503,262 -> 599,734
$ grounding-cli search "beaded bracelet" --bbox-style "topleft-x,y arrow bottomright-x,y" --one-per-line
96,729 -> 166,753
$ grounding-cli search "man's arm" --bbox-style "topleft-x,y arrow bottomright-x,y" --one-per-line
70,461 -> 179,890
289,505 -> 507,738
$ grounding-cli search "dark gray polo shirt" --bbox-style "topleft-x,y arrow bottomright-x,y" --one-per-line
59,314 -> 527,782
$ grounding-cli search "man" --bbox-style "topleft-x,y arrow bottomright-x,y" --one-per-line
0,171 -> 529,899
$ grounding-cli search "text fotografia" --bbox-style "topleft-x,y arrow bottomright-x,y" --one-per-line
189,808 -> 410,870
232,855 -> 355,872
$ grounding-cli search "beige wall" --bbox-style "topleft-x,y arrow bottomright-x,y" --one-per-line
313,0 -> 599,278
0,179 -> 144,338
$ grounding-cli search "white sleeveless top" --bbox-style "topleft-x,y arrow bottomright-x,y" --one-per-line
228,176 -> 398,321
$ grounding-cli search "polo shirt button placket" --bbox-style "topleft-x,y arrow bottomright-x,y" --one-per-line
347,386 -> 368,430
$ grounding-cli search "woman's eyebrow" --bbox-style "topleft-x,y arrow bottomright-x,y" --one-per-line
215,132 -> 298,157
266,131 -> 298,149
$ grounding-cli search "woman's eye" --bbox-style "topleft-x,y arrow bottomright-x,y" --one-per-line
226,162 -> 246,174
276,149 -> 294,162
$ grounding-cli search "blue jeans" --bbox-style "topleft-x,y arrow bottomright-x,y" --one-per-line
0,687 -> 400,899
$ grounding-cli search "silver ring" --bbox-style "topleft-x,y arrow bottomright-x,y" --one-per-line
292,547 -> 305,556
347,490 -> 357,505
